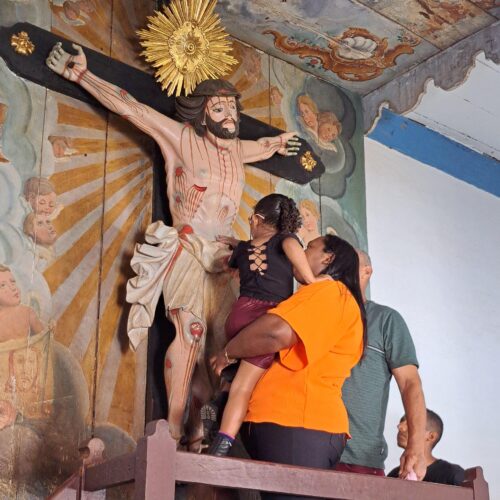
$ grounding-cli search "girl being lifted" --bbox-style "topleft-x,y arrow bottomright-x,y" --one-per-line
207,193 -> 330,456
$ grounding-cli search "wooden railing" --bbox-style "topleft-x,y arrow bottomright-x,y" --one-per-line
49,419 -> 489,500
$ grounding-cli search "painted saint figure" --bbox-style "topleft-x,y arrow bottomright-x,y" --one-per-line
0,264 -> 45,343
46,42 -> 300,447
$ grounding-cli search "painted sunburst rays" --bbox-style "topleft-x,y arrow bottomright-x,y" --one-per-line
137,0 -> 238,96
44,95 -> 152,432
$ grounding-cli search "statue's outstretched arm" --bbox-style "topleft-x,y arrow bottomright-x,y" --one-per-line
240,131 -> 301,164
46,42 -> 182,145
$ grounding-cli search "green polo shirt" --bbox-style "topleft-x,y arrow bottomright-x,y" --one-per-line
340,300 -> 418,470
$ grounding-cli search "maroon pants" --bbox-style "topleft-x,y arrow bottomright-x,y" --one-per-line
335,462 -> 385,476
225,295 -> 277,369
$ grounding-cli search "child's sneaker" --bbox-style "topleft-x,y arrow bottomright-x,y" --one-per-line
206,432 -> 234,457
201,401 -> 218,442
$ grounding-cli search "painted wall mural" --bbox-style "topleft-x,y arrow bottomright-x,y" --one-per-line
0,0 -> 155,497
227,40 -> 367,253
0,4 -> 366,498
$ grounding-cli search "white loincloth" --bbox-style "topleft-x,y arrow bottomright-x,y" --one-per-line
126,221 -> 231,351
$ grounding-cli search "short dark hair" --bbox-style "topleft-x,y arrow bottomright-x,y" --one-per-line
175,79 -> 242,137
426,409 -> 444,448
400,409 -> 444,449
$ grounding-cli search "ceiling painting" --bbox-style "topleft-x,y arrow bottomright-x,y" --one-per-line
469,0 -> 500,18
216,0 -> 438,94
357,0 -> 495,49
264,26 -> 421,82
216,0 -> 498,95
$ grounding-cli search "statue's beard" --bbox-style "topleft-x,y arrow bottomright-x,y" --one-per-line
205,114 -> 239,139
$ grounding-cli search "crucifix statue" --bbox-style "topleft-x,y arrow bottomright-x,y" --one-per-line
45,41 -> 306,448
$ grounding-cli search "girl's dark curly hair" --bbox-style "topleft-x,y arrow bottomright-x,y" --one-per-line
254,194 -> 302,234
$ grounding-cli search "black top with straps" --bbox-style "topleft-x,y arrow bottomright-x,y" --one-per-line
229,232 -> 300,303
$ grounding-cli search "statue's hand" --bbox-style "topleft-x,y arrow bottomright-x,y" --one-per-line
277,131 -> 301,156
46,42 -> 87,83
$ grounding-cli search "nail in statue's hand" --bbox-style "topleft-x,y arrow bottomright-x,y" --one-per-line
277,131 -> 301,156
46,42 -> 87,82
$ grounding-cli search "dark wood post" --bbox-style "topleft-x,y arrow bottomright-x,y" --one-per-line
464,467 -> 490,500
134,419 -> 177,500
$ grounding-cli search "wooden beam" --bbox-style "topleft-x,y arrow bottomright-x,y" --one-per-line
362,21 -> 500,133
134,420 -> 176,500
0,22 -> 324,184
84,452 -> 136,491
77,421 -> 488,500
174,452 -> 473,500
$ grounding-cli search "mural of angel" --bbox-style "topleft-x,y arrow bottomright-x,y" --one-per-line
0,264 -> 45,343
23,177 -> 62,218
296,94 -> 343,153
23,213 -> 58,248
318,111 -> 342,149
297,199 -> 321,246
51,0 -> 95,27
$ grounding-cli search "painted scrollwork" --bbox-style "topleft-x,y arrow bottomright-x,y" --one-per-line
265,27 -> 420,82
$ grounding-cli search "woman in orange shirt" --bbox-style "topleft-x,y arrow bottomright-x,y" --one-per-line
212,235 -> 366,499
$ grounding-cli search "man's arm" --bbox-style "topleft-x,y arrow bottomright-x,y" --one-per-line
393,365 -> 427,480
211,313 -> 298,375
240,132 -> 300,163
46,43 -> 182,145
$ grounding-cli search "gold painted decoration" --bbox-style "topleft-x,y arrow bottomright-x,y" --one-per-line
137,0 -> 238,96
300,151 -> 317,172
11,31 -> 35,55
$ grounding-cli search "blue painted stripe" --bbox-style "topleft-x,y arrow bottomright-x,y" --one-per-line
368,109 -> 500,198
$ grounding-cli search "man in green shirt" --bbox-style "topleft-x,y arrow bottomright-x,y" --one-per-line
337,250 -> 427,480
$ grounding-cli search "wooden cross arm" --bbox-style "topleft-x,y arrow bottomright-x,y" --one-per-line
0,22 -> 324,184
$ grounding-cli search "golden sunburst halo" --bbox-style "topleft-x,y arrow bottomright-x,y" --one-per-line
137,0 -> 239,97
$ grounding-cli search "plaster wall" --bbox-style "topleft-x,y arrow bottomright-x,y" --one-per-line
364,137 -> 500,498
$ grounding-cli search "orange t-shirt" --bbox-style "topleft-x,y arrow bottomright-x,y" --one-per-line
244,280 -> 363,435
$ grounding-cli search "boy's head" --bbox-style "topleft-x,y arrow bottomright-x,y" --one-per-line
397,409 -> 444,451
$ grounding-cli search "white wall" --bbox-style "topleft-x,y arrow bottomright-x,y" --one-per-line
364,138 -> 500,497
